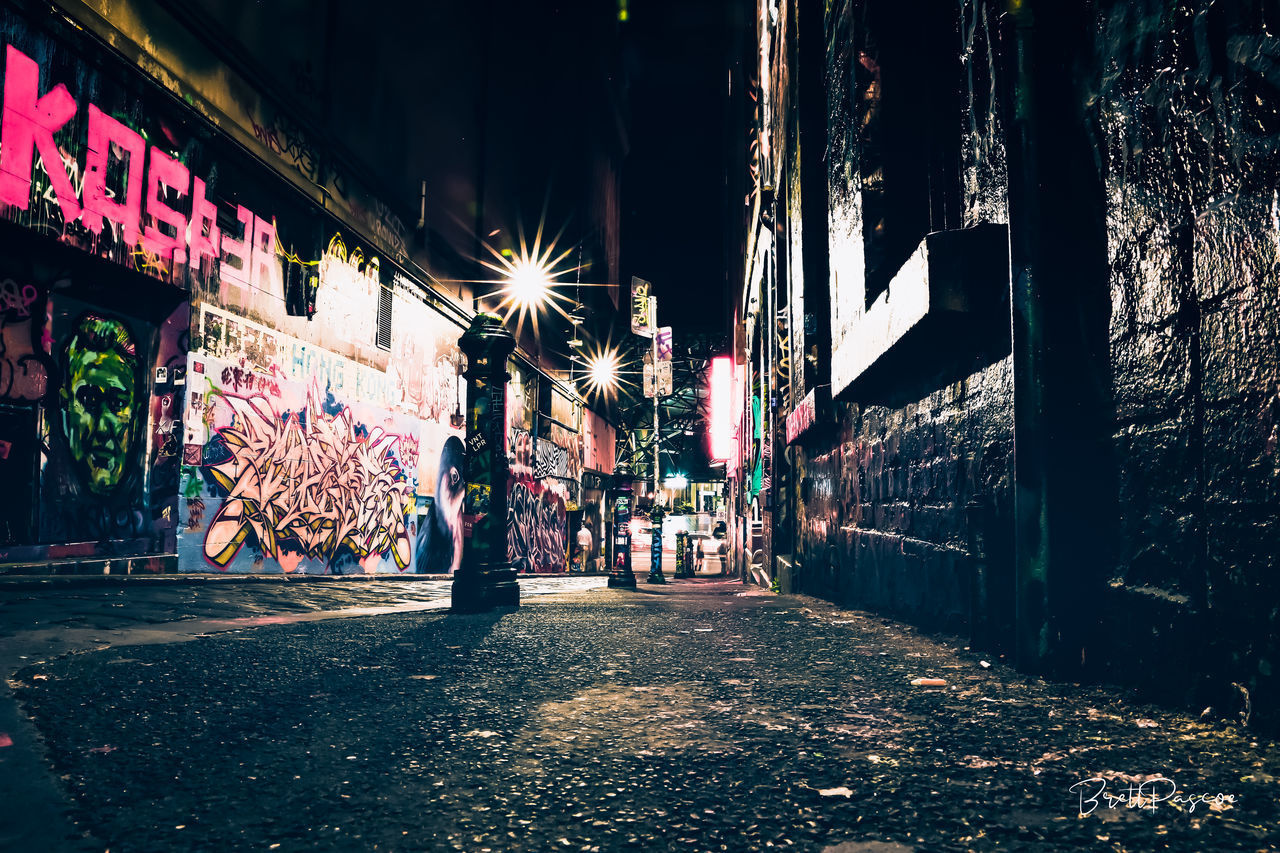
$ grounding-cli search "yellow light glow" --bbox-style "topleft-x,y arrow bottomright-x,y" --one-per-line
506,258 -> 551,311
587,350 -> 619,389
477,217 -> 579,341
577,342 -> 634,403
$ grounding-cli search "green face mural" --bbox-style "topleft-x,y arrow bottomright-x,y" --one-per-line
60,314 -> 139,496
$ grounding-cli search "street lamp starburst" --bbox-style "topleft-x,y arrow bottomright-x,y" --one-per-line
478,218 -> 579,340
577,342 -> 634,402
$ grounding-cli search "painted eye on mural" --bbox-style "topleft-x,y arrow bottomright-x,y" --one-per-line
75,385 -> 132,415
448,467 -> 461,488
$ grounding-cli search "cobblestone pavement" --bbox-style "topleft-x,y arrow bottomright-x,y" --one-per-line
0,574 -> 603,852
9,579 -> 1280,852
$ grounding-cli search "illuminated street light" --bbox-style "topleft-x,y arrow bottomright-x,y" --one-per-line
664,474 -> 688,490
477,218 -> 579,340
584,348 -> 621,393
504,258 -> 552,311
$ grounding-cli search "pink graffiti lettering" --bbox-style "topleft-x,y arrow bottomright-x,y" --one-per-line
0,277 -> 48,401
81,105 -> 146,245
203,390 -> 413,571
0,46 -> 275,279
218,204 -> 255,291
187,177 -> 221,269
0,279 -> 39,317
0,46 -> 79,219
142,147 -> 189,264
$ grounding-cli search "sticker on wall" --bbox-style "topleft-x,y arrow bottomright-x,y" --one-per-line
466,483 -> 492,515
172,367 -> 186,386
155,366 -> 168,384
183,419 -> 206,448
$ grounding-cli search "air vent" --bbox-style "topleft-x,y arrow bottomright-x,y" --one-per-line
376,285 -> 392,350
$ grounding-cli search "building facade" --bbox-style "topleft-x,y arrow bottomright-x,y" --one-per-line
740,0 -> 1280,725
0,0 -> 616,575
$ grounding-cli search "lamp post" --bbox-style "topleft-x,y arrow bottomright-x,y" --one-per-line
608,461 -> 637,588
452,312 -> 519,613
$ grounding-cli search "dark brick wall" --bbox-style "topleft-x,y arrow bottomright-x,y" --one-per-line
793,0 -> 1279,723
1094,0 -> 1280,719
794,0 -> 1015,646
796,367 -> 1015,642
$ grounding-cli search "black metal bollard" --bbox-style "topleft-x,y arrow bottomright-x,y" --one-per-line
647,503 -> 666,584
607,462 -> 637,589
451,313 -> 519,613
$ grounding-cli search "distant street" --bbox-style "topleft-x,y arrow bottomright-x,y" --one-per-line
4,577 -> 1278,852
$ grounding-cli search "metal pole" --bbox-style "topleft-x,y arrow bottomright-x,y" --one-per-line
653,330 -> 660,497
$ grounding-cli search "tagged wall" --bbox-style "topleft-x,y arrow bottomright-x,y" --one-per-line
499,362 -> 571,572
178,291 -> 466,574
507,474 -> 568,575
0,234 -> 186,563
180,350 -> 418,574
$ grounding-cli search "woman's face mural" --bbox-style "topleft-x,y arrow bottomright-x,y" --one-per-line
59,314 -> 139,496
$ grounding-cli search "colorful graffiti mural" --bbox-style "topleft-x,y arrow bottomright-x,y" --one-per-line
39,301 -> 156,544
507,476 -> 568,574
180,352 -> 420,573
414,435 -> 464,573
0,44 -> 278,289
389,289 -> 463,424
58,313 -> 139,495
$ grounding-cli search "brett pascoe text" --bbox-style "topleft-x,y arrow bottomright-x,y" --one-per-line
1069,776 -> 1237,816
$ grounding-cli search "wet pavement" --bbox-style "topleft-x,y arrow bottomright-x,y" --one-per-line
5,577 -> 1280,852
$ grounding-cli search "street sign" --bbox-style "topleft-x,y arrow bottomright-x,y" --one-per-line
657,360 -> 673,396
643,363 -> 656,397
656,326 -> 672,362
630,277 -> 653,336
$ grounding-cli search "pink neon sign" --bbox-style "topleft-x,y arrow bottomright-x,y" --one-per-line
709,355 -> 733,460
0,45 -> 273,280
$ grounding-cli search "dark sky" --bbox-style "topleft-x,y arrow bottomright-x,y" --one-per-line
621,0 -> 739,335
187,0 -> 740,337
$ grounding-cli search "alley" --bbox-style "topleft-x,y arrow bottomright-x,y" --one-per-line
8,579 -> 1279,852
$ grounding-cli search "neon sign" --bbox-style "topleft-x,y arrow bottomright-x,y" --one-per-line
709,355 -> 733,460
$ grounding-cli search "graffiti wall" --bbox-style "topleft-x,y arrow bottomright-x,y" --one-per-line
40,300 -> 155,544
0,234 -> 186,563
179,350 -> 419,574
497,364 -> 574,572
0,32 -> 269,294
389,288 -> 464,427
179,297 -> 466,574
507,474 -> 568,574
